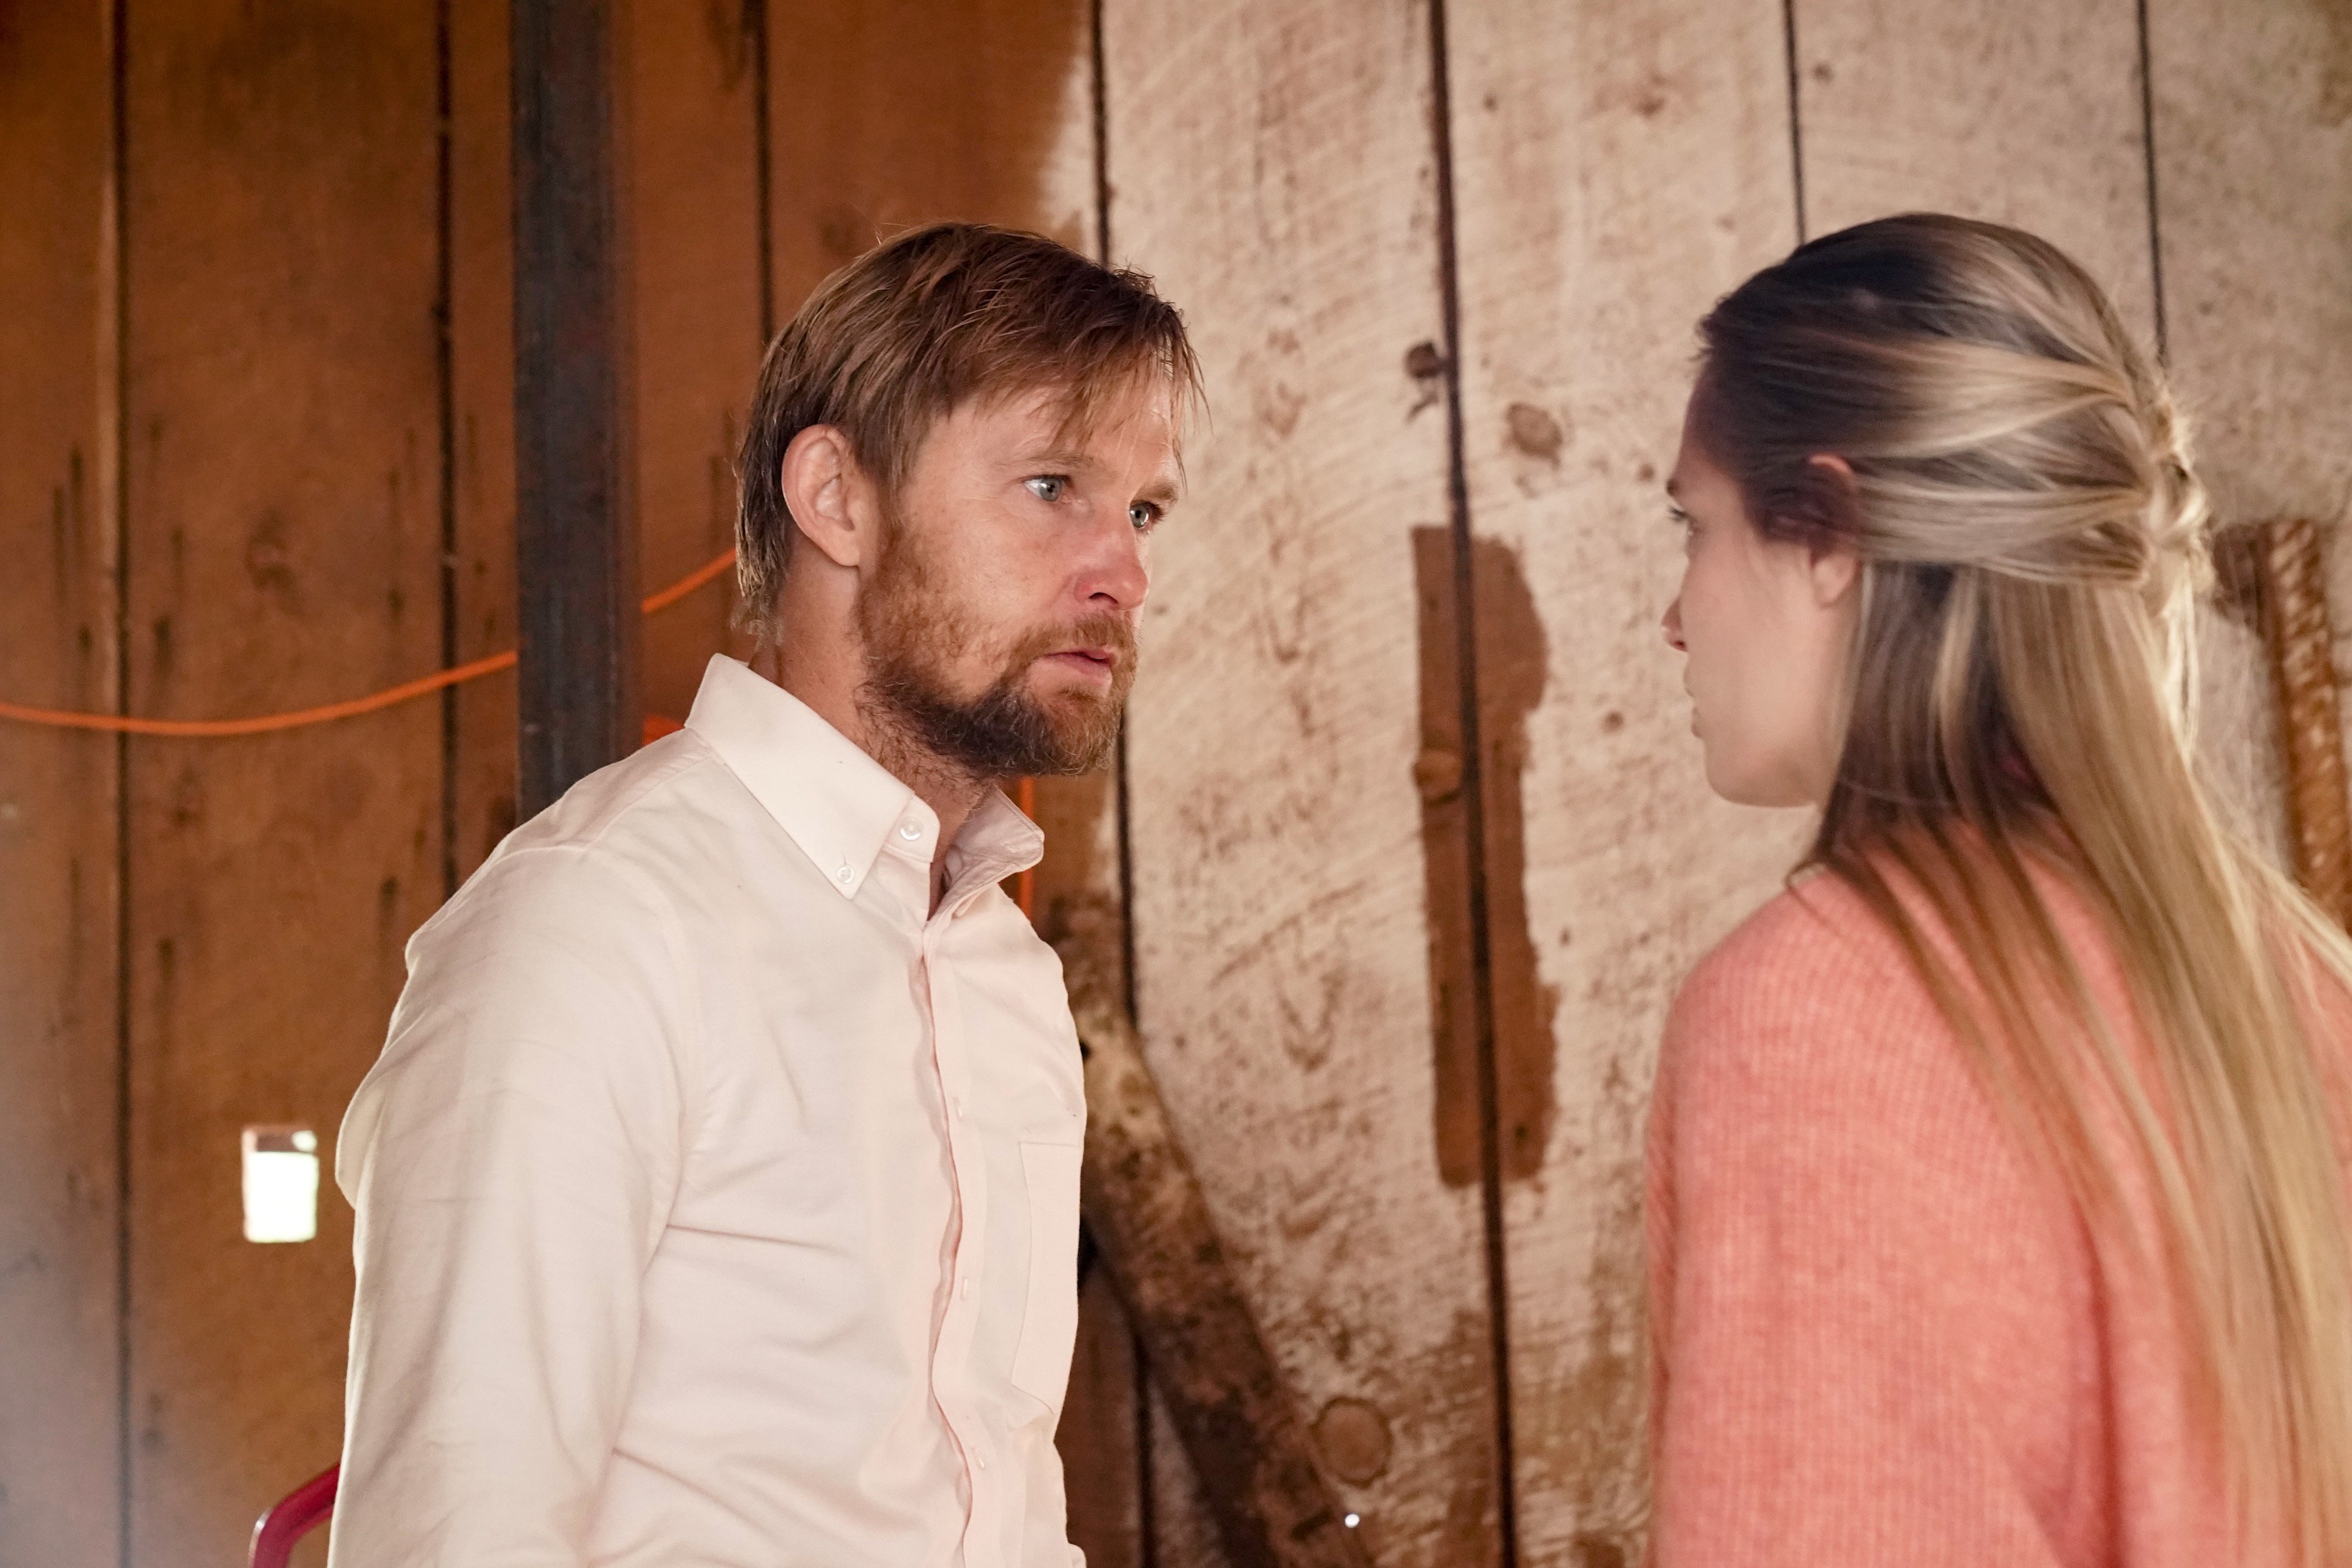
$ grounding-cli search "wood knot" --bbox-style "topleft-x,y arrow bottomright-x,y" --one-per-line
1311,1396 -> 1393,1484
1412,746 -> 1463,802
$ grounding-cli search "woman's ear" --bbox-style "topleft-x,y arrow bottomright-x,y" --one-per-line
779,425 -> 867,571
1803,453 -> 1864,606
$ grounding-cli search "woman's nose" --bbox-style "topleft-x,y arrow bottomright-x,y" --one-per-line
1662,597 -> 1686,652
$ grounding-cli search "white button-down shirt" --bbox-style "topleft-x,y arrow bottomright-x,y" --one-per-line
330,655 -> 1087,1568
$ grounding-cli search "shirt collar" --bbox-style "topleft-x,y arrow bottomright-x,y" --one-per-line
684,655 -> 1044,902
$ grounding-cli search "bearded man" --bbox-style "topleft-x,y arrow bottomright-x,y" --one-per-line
329,224 -> 1196,1568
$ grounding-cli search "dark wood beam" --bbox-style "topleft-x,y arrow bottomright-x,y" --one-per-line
511,0 -> 636,815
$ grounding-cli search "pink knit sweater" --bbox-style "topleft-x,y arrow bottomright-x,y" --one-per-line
1645,869 -> 2350,1567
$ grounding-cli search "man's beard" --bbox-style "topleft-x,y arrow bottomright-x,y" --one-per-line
855,518 -> 1138,782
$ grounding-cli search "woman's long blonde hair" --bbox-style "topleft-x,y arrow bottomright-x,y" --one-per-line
1697,212 -> 2352,1562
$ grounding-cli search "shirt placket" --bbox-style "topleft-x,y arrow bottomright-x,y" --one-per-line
922,909 -> 1000,1568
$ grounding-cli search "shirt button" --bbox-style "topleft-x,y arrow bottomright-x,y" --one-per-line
835,865 -> 853,884
898,821 -> 923,840
975,1454 -> 988,1472
960,1277 -> 971,1299
953,1098 -> 964,1119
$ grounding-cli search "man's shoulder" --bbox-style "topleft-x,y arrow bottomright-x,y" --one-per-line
503,729 -> 728,858
421,734 -> 731,952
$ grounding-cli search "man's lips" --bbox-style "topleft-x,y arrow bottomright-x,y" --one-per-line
1043,647 -> 1119,681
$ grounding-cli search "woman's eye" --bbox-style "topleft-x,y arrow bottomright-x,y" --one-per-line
1026,476 -> 1068,503
1128,503 -> 1161,532
1668,504 -> 1697,541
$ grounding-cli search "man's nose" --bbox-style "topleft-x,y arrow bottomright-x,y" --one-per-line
1662,596 -> 1686,652
1083,517 -> 1151,612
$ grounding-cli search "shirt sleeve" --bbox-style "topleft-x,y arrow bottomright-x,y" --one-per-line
328,846 -> 692,1567
1643,912 -> 2069,1568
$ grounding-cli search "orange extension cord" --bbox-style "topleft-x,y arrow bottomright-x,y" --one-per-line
2,542 -> 1040,914
0,548 -> 738,738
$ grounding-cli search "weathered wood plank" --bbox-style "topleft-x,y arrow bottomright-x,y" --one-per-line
765,0 -> 1095,311
1034,753 -> 1151,1562
0,2 -> 123,1563
1105,2 -> 1504,1563
2224,520 -> 2352,925
449,0 -> 520,880
2147,0 -> 2352,836
1794,0 -> 2158,337
1069,983 -> 1373,1568
1443,2 -> 1803,1559
1060,1263 -> 1147,1568
1793,0 -> 2288,852
627,2 -> 764,728
122,2 -> 445,1559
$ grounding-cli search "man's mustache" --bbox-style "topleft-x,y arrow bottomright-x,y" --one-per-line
1004,612 -> 1141,681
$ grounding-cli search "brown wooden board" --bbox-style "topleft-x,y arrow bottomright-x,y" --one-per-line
449,0 -> 521,884
120,2 -> 445,1561
1104,2 -> 1504,1562
2147,0 -> 2352,837
764,0 -> 1096,312
1443,2 -> 1806,1558
1059,1264 -> 1147,1568
0,2 -> 122,1562
626,0 -> 766,730
1035,754 -> 1150,1563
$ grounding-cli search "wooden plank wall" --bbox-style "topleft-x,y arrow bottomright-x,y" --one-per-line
1105,2 -> 1508,1563
5,2 -> 2350,1566
1443,4 -> 1802,1561
1095,0 -> 2341,1564
0,2 -> 1106,1563
2148,0 -> 2352,829
122,6 -> 445,1566
0,6 -> 121,1567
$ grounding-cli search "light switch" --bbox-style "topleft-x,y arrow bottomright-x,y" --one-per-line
241,1126 -> 319,1243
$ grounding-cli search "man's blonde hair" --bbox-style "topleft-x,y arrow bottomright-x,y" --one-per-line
735,223 -> 1199,641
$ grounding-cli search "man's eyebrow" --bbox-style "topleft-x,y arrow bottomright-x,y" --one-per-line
1135,470 -> 1182,507
1014,446 -> 1097,471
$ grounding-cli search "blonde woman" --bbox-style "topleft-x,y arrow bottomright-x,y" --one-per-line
1646,213 -> 2352,1566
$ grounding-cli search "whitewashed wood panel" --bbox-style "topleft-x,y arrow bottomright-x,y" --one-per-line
1795,0 -> 2158,338
1794,0 -> 2292,853
2149,0 -> 2352,839
1444,1 -> 1805,1559
1106,1 -> 1504,1562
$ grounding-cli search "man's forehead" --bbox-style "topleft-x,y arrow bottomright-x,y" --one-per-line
977,379 -> 1184,480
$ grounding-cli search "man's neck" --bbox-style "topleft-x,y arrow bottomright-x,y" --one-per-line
754,643 -> 991,913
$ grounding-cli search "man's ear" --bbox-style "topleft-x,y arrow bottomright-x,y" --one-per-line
1804,452 -> 1863,607
779,425 -> 869,571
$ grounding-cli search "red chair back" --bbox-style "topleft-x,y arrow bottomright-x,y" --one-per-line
250,1464 -> 338,1568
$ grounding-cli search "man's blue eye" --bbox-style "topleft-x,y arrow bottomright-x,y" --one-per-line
1026,477 -> 1067,503
1129,504 -> 1160,532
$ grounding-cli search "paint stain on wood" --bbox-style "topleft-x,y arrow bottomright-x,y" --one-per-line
1504,401 -> 1565,464
1414,526 -> 1559,1186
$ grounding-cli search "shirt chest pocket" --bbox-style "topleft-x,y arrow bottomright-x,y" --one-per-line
1008,1139 -> 1084,1409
